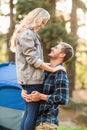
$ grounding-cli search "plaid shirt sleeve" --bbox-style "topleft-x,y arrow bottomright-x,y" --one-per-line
47,70 -> 69,105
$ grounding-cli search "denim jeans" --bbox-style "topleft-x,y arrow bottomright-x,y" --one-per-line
21,84 -> 43,130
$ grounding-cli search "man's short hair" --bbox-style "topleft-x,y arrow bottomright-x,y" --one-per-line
59,42 -> 74,63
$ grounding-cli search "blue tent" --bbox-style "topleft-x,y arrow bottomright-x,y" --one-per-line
0,62 -> 25,130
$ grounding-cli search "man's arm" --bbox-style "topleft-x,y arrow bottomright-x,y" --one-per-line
21,71 -> 69,105
21,89 -> 47,102
29,71 -> 69,105
29,91 -> 47,102
47,71 -> 69,105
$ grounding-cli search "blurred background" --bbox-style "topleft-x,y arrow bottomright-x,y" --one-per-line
0,0 -> 87,130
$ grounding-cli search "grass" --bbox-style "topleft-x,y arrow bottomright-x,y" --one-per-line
58,125 -> 87,130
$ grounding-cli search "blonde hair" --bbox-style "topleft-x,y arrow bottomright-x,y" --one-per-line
10,8 -> 50,52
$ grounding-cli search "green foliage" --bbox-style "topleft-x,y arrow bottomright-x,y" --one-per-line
15,0 -> 50,21
15,0 -> 35,20
0,34 -> 8,62
0,45 -> 7,58
39,22 -> 76,49
58,125 -> 87,130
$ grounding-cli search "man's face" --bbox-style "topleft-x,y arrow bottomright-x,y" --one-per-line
48,44 -> 64,59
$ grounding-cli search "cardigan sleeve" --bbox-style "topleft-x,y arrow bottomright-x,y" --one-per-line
18,29 -> 43,68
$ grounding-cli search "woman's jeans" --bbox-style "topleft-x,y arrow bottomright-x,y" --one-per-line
21,84 -> 43,130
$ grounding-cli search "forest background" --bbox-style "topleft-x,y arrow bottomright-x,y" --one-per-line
0,0 -> 87,130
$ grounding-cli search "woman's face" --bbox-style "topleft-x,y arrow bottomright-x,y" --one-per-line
34,18 -> 48,31
40,18 -> 48,29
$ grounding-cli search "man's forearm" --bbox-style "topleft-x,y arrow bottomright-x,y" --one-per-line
39,93 -> 47,101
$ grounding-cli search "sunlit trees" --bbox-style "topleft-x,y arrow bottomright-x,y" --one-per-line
0,0 -> 87,96
0,0 -> 76,97
69,0 -> 87,95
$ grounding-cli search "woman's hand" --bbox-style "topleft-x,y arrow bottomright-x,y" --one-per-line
39,62 -> 66,73
21,89 -> 31,102
54,65 -> 66,72
21,89 -> 41,102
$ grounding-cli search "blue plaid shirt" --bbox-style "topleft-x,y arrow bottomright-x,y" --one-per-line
36,67 -> 69,126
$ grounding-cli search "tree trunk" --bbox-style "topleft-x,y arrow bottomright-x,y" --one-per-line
43,43 -> 50,62
48,0 -> 56,20
7,0 -> 15,62
66,57 -> 76,97
69,0 -> 78,97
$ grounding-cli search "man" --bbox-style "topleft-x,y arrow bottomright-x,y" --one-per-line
22,42 -> 74,130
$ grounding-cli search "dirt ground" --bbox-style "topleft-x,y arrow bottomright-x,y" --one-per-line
73,89 -> 87,103
58,89 -> 87,128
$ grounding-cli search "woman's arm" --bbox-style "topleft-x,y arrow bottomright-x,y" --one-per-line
39,63 -> 66,72
19,30 -> 66,73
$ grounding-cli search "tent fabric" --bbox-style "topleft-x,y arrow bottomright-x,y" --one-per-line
0,62 -> 25,130
0,62 -> 21,88
0,106 -> 24,130
0,62 -> 25,110
0,86 -> 25,110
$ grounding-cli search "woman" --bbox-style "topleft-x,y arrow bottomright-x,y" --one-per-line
10,8 -> 65,130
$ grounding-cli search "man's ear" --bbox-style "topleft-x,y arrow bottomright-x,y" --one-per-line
60,53 -> 66,58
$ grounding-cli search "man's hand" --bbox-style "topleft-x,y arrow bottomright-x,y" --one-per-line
29,91 -> 41,102
21,89 -> 47,102
21,89 -> 41,102
30,91 -> 47,102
